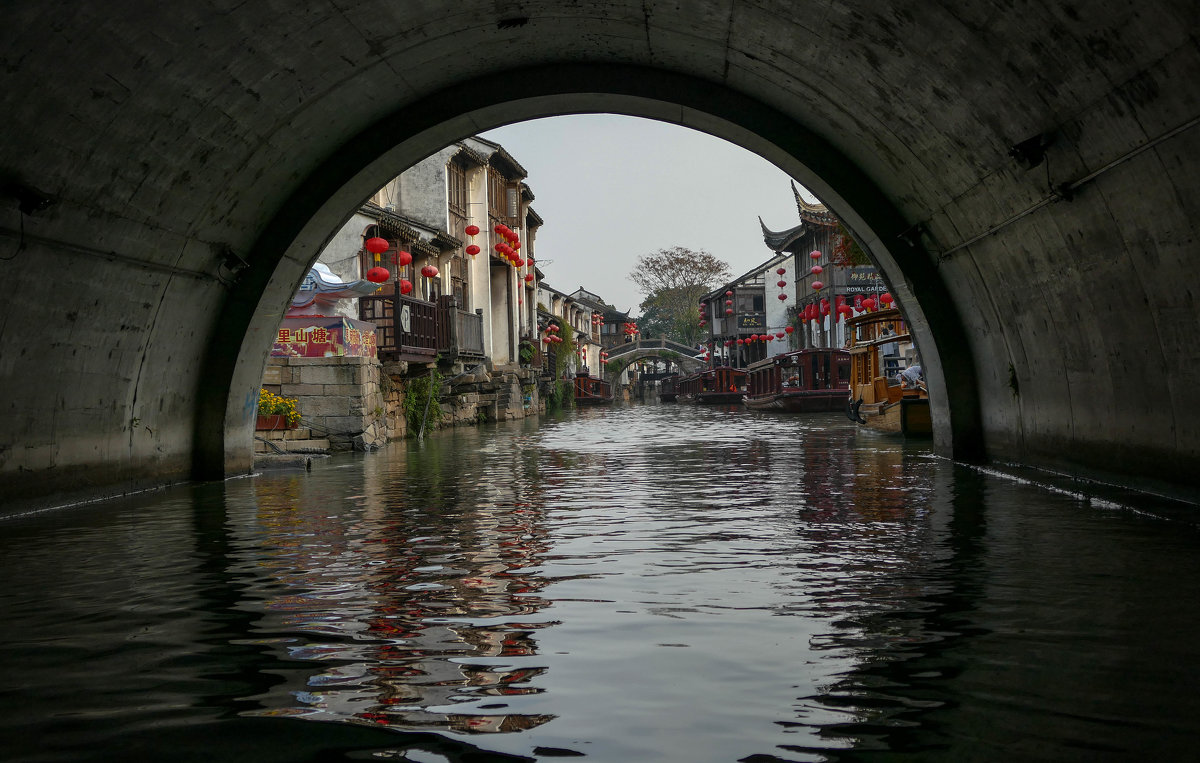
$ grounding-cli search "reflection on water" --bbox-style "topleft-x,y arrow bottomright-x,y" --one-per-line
2,403 -> 1200,762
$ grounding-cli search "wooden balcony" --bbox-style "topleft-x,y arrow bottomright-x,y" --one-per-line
360,293 -> 438,362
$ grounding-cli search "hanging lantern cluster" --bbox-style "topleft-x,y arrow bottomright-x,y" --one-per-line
775,265 -> 789,303
493,224 -> 526,268
600,350 -> 609,365
543,323 -> 563,344
364,236 -> 391,283
622,321 -> 639,340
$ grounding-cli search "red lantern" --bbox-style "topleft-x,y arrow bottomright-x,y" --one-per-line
821,299 -> 830,316
776,267 -> 786,275
515,258 -> 525,267
778,293 -> 788,301
397,251 -> 412,266
777,280 -> 787,288
465,224 -> 480,237
785,326 -> 794,334
725,308 -> 733,315
399,279 -> 413,295
466,244 -> 480,256
736,338 -> 745,345
524,274 -> 534,283
810,265 -> 823,275
725,299 -> 733,305
776,331 -> 785,338
863,298 -> 877,311
725,290 -> 733,297
421,265 -> 439,278
365,237 -> 389,254
809,250 -> 822,260
881,293 -> 894,306
366,266 -> 390,283
811,280 -> 824,291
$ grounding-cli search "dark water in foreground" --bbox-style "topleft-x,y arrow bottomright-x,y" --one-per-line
3,403 -> 1200,762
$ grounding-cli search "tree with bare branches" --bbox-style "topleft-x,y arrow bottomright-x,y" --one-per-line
629,247 -> 733,346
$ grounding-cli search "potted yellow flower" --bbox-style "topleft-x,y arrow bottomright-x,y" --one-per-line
256,388 -> 301,430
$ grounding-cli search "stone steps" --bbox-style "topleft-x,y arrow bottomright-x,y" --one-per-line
254,437 -> 331,453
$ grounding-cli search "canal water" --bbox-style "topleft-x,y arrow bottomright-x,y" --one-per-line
3,403 -> 1200,762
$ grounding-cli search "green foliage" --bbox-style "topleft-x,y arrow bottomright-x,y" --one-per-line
629,247 -> 731,346
519,340 -> 536,365
402,370 -> 444,434
831,223 -> 871,267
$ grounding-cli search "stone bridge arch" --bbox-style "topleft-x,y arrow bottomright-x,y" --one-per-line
604,339 -> 708,377
2,2 -> 1198,509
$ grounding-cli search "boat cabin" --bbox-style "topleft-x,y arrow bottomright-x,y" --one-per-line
574,371 -> 614,405
744,349 -> 851,412
844,308 -> 930,435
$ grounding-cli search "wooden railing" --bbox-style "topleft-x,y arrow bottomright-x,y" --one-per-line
436,295 -> 485,359
360,293 -> 437,361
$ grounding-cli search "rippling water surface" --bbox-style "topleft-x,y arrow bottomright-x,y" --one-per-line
3,403 -> 1200,762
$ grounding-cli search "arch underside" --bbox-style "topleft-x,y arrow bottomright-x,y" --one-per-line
1,1 -> 1198,511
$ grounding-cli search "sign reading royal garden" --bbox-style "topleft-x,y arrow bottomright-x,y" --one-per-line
271,316 -> 377,358
843,267 -> 884,294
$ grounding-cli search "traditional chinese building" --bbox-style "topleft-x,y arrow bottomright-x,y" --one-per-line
699,252 -> 791,368
759,182 -> 886,350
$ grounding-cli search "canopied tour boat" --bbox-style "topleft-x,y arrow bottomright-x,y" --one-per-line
677,366 -> 749,404
743,348 -> 851,412
844,307 -> 931,436
573,370 -> 614,405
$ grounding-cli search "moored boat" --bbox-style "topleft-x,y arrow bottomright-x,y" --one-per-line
678,366 -> 748,404
658,374 -> 679,402
844,308 -> 931,435
743,348 -> 850,412
573,371 -> 614,405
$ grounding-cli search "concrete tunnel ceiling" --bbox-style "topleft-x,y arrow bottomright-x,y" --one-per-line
1,1 -> 1198,510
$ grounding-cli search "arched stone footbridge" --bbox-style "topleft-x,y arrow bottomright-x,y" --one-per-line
2,1 -> 1198,510
604,338 -> 707,375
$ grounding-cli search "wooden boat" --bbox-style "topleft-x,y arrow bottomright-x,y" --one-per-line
573,371 -> 614,405
677,366 -> 748,404
658,374 -> 679,402
743,348 -> 851,412
844,308 -> 931,436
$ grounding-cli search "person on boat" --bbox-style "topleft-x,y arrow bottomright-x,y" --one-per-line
899,363 -> 924,390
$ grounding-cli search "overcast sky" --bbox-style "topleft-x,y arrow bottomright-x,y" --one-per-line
479,115 -> 812,314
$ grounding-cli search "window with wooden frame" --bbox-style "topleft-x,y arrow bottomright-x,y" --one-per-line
448,157 -> 468,235
450,255 -> 468,308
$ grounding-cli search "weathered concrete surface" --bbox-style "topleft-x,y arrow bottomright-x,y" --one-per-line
0,1 -> 1197,511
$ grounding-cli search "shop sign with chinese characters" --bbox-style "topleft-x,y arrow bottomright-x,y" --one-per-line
271,316 -> 377,358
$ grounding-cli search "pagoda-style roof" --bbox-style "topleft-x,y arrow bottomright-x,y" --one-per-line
792,181 -> 838,227
759,216 -> 807,253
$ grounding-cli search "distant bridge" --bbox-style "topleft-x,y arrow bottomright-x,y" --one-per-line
604,338 -> 706,374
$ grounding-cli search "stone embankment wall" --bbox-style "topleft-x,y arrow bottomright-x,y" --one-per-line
263,356 -> 393,451
262,358 -> 546,458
